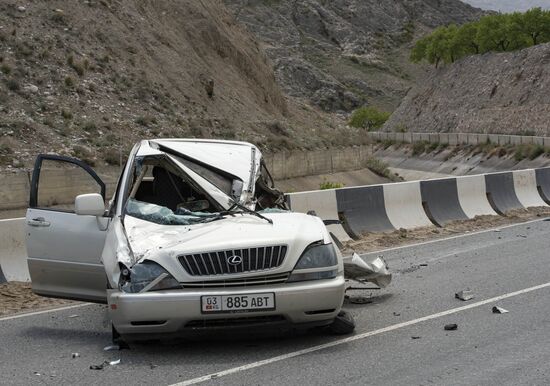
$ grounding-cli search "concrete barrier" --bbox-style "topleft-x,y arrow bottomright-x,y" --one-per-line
448,133 -> 459,145
458,133 -> 468,144
532,136 -> 544,146
420,178 -> 469,226
456,175 -> 497,218
335,185 -> 394,237
286,190 -> 351,241
535,167 -> 550,204
383,181 -> 433,229
488,134 -> 499,144
485,172 -> 524,214
0,218 -> 30,282
512,169 -> 548,208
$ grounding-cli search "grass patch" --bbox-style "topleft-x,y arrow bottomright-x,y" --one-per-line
319,179 -> 344,190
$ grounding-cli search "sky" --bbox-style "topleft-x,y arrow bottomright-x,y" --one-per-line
462,0 -> 550,12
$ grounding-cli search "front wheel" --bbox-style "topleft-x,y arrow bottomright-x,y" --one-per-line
328,310 -> 356,335
112,323 -> 130,348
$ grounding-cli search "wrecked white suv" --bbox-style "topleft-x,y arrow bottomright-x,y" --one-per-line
26,139 -> 390,342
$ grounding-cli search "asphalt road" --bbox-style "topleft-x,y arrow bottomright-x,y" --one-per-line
1,219 -> 549,385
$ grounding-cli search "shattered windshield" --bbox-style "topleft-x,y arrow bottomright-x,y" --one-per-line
126,198 -> 222,226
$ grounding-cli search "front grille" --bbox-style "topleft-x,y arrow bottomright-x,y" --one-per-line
182,273 -> 290,288
185,315 -> 286,329
179,246 -> 288,276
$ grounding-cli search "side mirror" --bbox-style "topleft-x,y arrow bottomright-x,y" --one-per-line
75,193 -> 105,216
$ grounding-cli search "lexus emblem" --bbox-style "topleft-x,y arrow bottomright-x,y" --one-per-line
227,255 -> 243,266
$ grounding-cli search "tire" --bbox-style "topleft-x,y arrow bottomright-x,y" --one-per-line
112,323 -> 130,349
328,310 -> 356,335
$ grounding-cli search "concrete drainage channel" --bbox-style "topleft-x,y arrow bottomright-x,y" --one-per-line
2,167 -> 550,283
287,167 -> 550,240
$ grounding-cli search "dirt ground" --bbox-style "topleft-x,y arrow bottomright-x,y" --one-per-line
2,207 -> 549,317
343,207 -> 550,254
0,282 -> 75,317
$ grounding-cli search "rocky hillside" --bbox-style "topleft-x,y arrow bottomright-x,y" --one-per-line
383,43 -> 550,135
224,0 -> 484,112
0,0 -> 351,169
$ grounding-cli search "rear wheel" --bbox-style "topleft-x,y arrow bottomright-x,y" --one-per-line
328,310 -> 355,335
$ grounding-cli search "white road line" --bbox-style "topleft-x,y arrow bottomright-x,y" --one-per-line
0,303 -> 91,322
172,281 -> 550,386
362,217 -> 548,255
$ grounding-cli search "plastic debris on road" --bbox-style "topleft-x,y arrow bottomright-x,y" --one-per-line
492,306 -> 509,314
71,353 -> 80,358
444,324 -> 458,331
103,344 -> 120,351
89,359 -> 121,370
343,253 -> 392,288
455,290 -> 474,301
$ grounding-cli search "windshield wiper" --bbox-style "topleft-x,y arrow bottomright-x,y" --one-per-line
226,200 -> 273,225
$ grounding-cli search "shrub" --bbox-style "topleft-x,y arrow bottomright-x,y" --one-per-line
61,109 -> 73,120
1,64 -> 11,75
64,76 -> 75,88
349,106 -> 391,130
427,142 -> 440,152
6,78 -> 19,91
528,144 -> 545,160
365,157 -> 399,181
102,147 -> 121,166
381,139 -> 396,149
72,145 -> 95,166
83,121 -> 97,132
319,180 -> 344,190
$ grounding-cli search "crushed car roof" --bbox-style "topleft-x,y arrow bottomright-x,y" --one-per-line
137,139 -> 262,184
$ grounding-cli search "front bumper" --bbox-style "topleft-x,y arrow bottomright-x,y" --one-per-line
107,276 -> 345,335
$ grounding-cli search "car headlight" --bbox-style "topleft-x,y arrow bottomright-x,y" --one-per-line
120,261 -> 181,293
287,243 -> 339,282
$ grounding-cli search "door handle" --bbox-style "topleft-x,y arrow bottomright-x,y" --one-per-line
27,217 -> 51,227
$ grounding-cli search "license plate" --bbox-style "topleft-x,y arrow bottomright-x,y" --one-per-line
201,293 -> 275,314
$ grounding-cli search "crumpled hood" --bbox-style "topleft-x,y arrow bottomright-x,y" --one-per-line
123,212 -> 330,281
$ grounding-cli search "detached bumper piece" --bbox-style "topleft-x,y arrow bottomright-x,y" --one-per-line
343,253 -> 392,288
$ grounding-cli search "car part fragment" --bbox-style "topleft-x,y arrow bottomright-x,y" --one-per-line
343,253 -> 392,288
455,289 -> 474,301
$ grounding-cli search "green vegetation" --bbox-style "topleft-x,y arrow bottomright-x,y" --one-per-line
0,63 -> 12,75
61,109 -> 73,120
64,76 -> 75,88
365,157 -> 401,181
412,141 -> 427,156
319,179 -> 344,190
6,78 -> 19,91
349,106 -> 391,130
411,8 -> 550,67
514,143 -> 548,161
